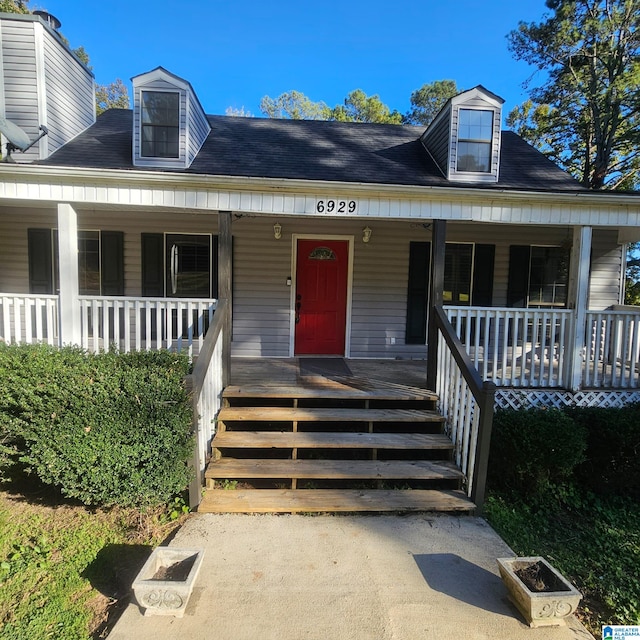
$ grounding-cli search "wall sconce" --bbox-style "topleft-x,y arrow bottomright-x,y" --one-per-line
273,222 -> 282,240
362,226 -> 372,243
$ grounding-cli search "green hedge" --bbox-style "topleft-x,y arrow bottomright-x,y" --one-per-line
0,344 -> 194,507
488,407 -> 587,497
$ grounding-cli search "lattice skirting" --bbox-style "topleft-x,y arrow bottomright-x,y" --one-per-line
496,388 -> 640,410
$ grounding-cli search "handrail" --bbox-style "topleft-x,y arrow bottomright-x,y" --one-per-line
185,298 -> 229,506
433,305 -> 496,513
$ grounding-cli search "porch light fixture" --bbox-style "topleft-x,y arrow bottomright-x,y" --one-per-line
362,226 -> 372,243
273,222 -> 282,240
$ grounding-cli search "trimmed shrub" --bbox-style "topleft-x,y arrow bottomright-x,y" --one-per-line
569,405 -> 640,500
488,407 -> 587,497
0,344 -> 193,507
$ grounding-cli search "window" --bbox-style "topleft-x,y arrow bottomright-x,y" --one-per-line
405,242 -> 495,344
27,229 -> 124,296
457,109 -> 493,172
507,245 -> 570,308
141,91 -> 180,158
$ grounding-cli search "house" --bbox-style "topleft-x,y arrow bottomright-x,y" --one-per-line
1,10 -> 640,511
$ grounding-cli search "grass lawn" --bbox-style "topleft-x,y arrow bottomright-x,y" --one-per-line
485,487 -> 640,636
0,483 -> 186,640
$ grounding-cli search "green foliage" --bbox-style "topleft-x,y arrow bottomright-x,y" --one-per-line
0,344 -> 194,507
486,488 -> 640,628
330,89 -> 403,124
260,90 -> 331,120
0,0 -> 29,13
568,404 -> 640,499
404,80 -> 459,126
507,0 -> 640,189
487,408 -> 587,496
96,78 -> 131,115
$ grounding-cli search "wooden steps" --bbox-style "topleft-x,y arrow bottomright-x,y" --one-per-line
200,381 -> 475,514
199,489 -> 474,513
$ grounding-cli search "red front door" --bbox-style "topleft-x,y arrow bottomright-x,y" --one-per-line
294,239 -> 348,355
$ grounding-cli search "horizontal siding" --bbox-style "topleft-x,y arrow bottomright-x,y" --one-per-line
187,91 -> 210,166
421,105 -> 450,176
590,229 -> 622,309
42,30 -> 95,155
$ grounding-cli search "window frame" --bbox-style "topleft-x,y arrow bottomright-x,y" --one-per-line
140,90 -> 181,159
456,108 -> 494,173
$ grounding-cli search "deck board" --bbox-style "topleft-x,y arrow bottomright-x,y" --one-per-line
205,459 -> 463,480
218,407 -> 444,423
212,431 -> 454,450
198,489 -> 475,513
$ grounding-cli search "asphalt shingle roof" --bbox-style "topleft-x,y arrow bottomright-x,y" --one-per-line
41,109 -> 584,193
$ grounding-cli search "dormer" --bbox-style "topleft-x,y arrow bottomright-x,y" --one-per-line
132,67 -> 210,169
420,86 -> 504,184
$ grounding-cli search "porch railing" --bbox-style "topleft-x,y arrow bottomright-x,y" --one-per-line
185,299 -> 228,507
78,296 -> 217,357
434,306 -> 495,510
0,294 -> 59,346
584,309 -> 640,389
446,306 -> 572,388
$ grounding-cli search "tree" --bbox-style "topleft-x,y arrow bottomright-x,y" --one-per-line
0,0 -> 29,12
259,91 -> 330,120
507,0 -> 640,190
225,106 -> 253,117
95,79 -> 130,115
404,80 -> 459,126
330,89 -> 402,124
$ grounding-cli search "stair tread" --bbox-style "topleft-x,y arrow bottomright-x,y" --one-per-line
198,489 -> 475,513
213,431 -> 454,450
224,384 -> 437,402
218,407 -> 443,423
205,459 -> 463,480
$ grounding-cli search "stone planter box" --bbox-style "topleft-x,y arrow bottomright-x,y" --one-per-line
497,556 -> 581,628
132,547 -> 205,618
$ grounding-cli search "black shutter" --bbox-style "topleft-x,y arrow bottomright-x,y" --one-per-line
28,228 -> 53,294
472,244 -> 495,307
141,233 -> 164,296
100,231 -> 124,295
212,235 -> 219,298
405,242 -> 430,344
507,245 -> 531,307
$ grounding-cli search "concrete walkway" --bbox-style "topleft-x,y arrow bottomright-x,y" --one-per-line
108,514 -> 594,640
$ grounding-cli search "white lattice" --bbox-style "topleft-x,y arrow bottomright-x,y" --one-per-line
496,388 -> 640,410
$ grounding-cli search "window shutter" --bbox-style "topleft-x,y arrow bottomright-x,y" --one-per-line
472,244 -> 495,307
507,245 -> 531,307
141,233 -> 164,296
405,242 -> 430,344
100,231 -> 124,295
27,228 -> 53,294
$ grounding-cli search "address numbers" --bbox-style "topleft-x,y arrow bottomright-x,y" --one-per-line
316,199 -> 357,214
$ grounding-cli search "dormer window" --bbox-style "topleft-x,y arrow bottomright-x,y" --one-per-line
132,67 -> 211,169
141,91 -> 179,158
457,109 -> 493,172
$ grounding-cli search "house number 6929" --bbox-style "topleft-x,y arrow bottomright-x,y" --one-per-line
316,199 -> 357,214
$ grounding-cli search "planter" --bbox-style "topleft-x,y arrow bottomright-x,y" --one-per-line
132,547 -> 205,618
497,556 -> 581,628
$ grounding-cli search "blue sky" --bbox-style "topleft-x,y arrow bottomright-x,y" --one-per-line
40,0 -> 551,122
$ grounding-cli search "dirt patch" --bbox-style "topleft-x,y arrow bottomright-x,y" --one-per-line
514,561 -> 569,593
151,555 -> 196,581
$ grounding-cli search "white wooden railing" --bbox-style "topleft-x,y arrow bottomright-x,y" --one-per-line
584,310 -> 640,389
446,306 -> 573,388
0,294 -> 59,346
78,296 -> 217,357
185,299 -> 228,507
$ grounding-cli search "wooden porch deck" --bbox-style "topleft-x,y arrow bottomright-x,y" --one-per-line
230,357 -> 430,390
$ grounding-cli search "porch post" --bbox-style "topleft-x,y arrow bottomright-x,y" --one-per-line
218,211 -> 232,387
567,226 -> 592,391
426,220 -> 446,390
57,203 -> 80,346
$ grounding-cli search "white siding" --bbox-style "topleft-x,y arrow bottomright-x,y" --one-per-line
590,229 -> 623,310
187,90 -> 210,166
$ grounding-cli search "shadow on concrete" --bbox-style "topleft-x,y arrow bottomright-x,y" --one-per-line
413,552 -> 508,615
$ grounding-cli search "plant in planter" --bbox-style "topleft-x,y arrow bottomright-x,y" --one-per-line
132,547 -> 205,618
497,557 -> 581,628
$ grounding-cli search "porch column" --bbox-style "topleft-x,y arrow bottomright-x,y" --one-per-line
566,225 -> 592,391
426,220 -> 446,390
57,203 -> 80,346
218,211 -> 232,387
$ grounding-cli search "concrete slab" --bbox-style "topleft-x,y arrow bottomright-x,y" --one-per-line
108,514 -> 594,640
